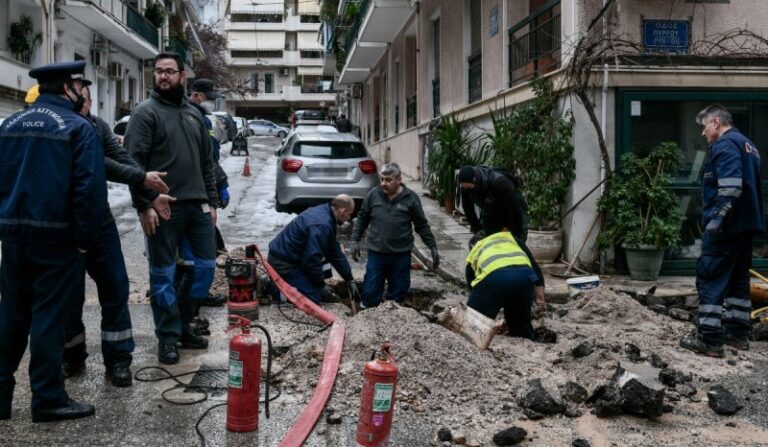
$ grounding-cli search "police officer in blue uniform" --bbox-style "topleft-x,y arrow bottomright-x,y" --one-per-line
680,104 -> 764,358
0,61 -> 106,422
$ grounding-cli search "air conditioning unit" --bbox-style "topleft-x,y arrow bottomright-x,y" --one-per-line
91,49 -> 106,68
351,84 -> 362,99
279,68 -> 289,76
108,62 -> 123,79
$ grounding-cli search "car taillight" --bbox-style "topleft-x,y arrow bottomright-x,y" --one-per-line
282,158 -> 303,172
358,160 -> 377,174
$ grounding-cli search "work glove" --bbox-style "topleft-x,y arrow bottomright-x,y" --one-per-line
349,241 -> 361,262
704,216 -> 723,237
321,284 -> 340,303
468,230 -> 485,249
347,281 -> 361,302
219,187 -> 230,209
430,246 -> 440,270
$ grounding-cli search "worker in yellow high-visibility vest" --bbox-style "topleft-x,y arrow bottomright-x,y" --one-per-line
465,231 -> 545,339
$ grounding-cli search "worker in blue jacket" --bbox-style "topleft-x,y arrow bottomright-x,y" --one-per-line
0,61 -> 106,422
268,195 -> 361,303
681,104 -> 764,358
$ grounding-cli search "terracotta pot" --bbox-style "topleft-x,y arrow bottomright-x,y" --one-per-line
527,229 -> 563,263
443,195 -> 455,213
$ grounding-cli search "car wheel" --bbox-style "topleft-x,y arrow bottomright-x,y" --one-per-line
278,131 -> 287,138
275,196 -> 289,213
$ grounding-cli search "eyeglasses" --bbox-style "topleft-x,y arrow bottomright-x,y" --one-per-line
153,68 -> 181,77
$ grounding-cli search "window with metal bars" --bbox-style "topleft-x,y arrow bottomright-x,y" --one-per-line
468,1 -> 482,103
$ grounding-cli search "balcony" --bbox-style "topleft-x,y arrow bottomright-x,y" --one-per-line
468,55 -> 482,103
225,86 -> 336,104
508,3 -> 561,86
0,52 -> 37,94
166,37 -> 188,66
406,94 -> 416,128
339,0 -> 414,84
60,0 -> 159,58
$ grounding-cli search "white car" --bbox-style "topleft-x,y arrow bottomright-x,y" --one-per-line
248,119 -> 289,138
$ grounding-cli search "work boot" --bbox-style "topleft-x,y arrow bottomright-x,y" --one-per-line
180,299 -> 208,349
105,364 -> 133,387
181,330 -> 209,349
158,341 -> 179,365
61,358 -> 86,378
0,387 -> 11,420
202,293 -> 227,307
190,316 -> 211,336
32,399 -> 95,423
679,332 -> 724,358
723,333 -> 750,351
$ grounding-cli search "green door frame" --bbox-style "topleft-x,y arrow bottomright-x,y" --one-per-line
616,89 -> 768,275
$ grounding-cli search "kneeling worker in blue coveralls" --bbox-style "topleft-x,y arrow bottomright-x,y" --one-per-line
0,61 -> 106,422
680,104 -> 764,358
268,194 -> 361,303
465,231 -> 545,339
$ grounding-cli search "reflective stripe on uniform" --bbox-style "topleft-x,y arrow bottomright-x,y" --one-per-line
718,187 -> 741,198
699,304 -> 722,314
102,329 -> 133,342
717,178 -> 742,187
466,232 -> 531,288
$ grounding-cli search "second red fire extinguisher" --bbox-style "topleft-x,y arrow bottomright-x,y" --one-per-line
226,315 -> 273,433
356,343 -> 398,447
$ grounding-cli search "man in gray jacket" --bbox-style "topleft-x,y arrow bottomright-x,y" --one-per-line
350,163 -> 439,307
124,52 -> 219,365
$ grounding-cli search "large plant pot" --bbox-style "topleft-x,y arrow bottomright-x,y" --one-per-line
624,245 -> 665,281
443,195 -> 455,214
527,229 -> 563,263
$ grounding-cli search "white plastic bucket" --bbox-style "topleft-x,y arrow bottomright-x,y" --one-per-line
566,275 -> 601,297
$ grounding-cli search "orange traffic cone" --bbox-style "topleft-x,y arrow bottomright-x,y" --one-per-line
242,158 -> 251,176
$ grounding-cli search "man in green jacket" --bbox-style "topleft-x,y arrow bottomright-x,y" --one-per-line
350,163 -> 439,307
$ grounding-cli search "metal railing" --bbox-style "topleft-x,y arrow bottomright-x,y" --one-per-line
343,0 -> 371,60
508,13 -> 561,86
373,118 -> 380,142
406,95 -> 416,128
166,37 -> 187,65
468,54 -> 482,103
126,3 -> 159,48
432,78 -> 440,118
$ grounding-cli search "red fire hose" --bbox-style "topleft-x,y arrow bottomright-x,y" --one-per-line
252,246 -> 346,446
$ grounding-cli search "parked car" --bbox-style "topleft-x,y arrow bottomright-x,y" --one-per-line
113,115 -> 131,137
249,119 -> 289,138
112,113 -> 228,145
274,132 -> 379,213
208,113 -> 229,143
277,123 -> 339,157
290,109 -> 327,127
213,111 -> 237,142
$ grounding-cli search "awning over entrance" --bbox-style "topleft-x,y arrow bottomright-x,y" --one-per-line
229,31 -> 286,50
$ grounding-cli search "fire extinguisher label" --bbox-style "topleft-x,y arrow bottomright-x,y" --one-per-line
229,359 -> 244,388
372,383 -> 394,412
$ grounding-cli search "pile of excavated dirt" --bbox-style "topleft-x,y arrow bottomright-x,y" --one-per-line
272,286 -> 768,445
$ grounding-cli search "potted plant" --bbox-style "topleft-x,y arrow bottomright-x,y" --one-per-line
7,15 -> 42,64
144,0 -> 167,28
427,114 -> 489,213
487,77 -> 575,262
597,142 -> 683,280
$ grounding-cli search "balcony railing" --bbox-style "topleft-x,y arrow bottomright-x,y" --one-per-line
126,4 -> 159,48
166,37 -> 187,65
468,54 -> 482,103
373,118 -> 380,142
343,0 -> 372,58
406,95 -> 416,128
432,78 -> 440,118
508,12 -> 561,86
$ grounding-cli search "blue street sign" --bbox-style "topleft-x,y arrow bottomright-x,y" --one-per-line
643,20 -> 689,54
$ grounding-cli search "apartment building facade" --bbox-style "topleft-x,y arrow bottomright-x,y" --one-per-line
223,0 -> 336,122
328,0 -> 768,273
0,0 -> 202,125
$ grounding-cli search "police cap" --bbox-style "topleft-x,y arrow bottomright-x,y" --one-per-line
191,78 -> 220,100
29,61 -> 92,86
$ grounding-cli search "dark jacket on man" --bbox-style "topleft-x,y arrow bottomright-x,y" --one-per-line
268,203 -> 353,287
336,117 -> 352,133
0,94 -> 106,250
702,128 -> 764,239
123,91 -> 218,210
190,102 -> 228,190
352,185 -> 437,253
461,166 -> 528,240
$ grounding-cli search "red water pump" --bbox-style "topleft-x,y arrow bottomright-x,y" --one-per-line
356,343 -> 398,447
226,315 -> 272,433
225,244 -> 261,321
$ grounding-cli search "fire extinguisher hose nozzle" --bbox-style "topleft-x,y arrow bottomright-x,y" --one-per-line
251,323 -> 273,420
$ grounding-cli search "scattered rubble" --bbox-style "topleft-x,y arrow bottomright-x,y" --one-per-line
492,426 -> 527,445
707,385 -> 743,415
518,379 -> 566,416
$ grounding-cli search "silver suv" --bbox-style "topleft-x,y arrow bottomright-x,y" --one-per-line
274,132 -> 379,213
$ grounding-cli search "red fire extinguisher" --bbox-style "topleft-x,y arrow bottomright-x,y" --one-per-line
226,315 -> 272,433
226,244 -> 261,321
356,343 -> 398,447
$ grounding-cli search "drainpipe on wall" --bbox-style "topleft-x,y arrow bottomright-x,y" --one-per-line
37,0 -> 54,63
